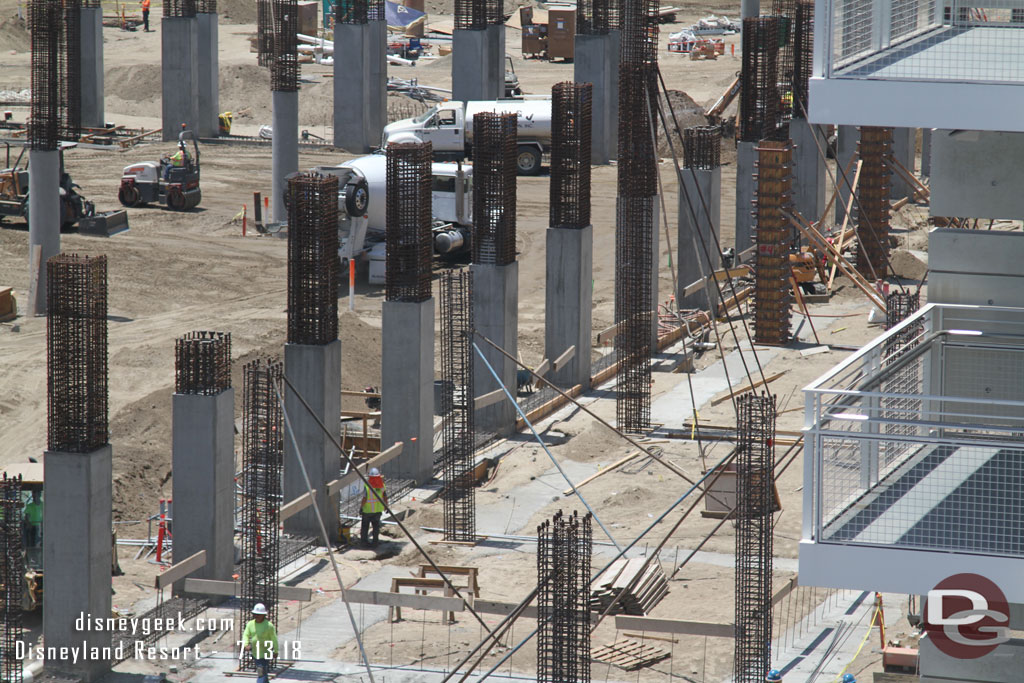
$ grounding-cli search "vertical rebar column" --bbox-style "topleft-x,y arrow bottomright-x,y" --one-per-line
577,0 -> 610,34
47,254 -> 108,453
287,174 -> 339,345
739,17 -> 782,144
791,0 -> 814,118
257,0 -> 273,66
678,126 -> 722,311
59,0 -> 82,141
334,0 -> 385,152
753,140 -> 794,346
472,112 -> 518,266
440,270 -> 475,542
239,359 -> 283,669
454,0 -> 487,29
271,0 -> 298,92
771,0 -> 796,128
733,392 -> 776,683
271,0 -> 299,223
175,331 -> 231,395
550,82 -> 592,230
0,475 -> 22,683
537,510 -> 593,683
386,142 -> 434,302
856,127 -> 893,279
615,0 -> 659,433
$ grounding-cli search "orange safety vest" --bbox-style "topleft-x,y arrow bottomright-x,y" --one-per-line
142,0 -> 150,11
361,476 -> 386,514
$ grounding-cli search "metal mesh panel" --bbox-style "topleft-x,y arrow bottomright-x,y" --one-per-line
772,0 -> 796,124
734,393 -> 776,683
855,127 -> 892,279
683,126 -> 721,169
792,0 -> 814,115
550,82 -> 592,230
257,0 -> 273,66
47,254 -> 108,453
287,173 -> 339,344
0,475 -> 22,683
271,0 -> 299,91
577,0 -> 611,34
740,17 -> 783,143
28,0 -> 60,150
386,142 -> 434,302
753,140 -> 794,346
439,270 -> 476,542
164,0 -> 197,16
471,112 -> 518,266
175,331 -> 232,395
239,359 -> 283,669
59,0 -> 81,142
537,510 -> 593,683
881,292 -> 923,469
368,0 -> 385,21
454,0 -> 488,29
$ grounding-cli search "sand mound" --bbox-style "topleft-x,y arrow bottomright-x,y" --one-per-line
0,13 -> 31,53
889,249 -> 928,281
219,0 -> 258,24
657,89 -> 708,157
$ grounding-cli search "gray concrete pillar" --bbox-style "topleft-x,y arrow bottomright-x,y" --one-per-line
272,90 -> 298,224
677,166 -> 721,311
27,149 -> 60,315
284,340 -> 341,540
196,12 -> 219,138
161,16 -> 199,141
381,300 -> 434,484
651,196 -> 661,347
334,22 -> 386,152
545,226 -> 593,389
488,23 -> 506,100
735,141 -> 756,257
921,128 -> 932,177
80,7 -> 104,128
574,33 -> 616,164
741,0 -> 760,19
471,261 -> 518,435
43,446 -> 112,682
791,117 -> 826,226
453,29 -> 502,102
890,127 -> 915,202
835,124 -> 859,226
171,389 -> 234,594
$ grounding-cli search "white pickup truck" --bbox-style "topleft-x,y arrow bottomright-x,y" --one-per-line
381,99 -> 552,176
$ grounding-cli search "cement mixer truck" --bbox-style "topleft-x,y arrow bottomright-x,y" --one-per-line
381,99 -> 552,176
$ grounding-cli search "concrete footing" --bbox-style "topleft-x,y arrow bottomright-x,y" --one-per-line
161,16 -> 199,140
574,33 -> 618,164
545,226 -> 593,389
272,90 -> 299,224
196,12 -> 219,138
453,26 -> 504,102
172,389 -> 235,593
27,148 -> 60,315
381,300 -> 434,484
735,141 -> 756,257
333,21 -> 386,152
835,124 -> 859,226
890,127 -> 915,202
472,261 -> 518,435
677,166 -> 721,311
80,7 -> 104,128
43,446 -> 112,682
791,117 -> 826,226
284,340 -> 341,540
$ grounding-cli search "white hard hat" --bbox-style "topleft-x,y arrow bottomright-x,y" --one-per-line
369,468 -> 381,477
252,603 -> 268,615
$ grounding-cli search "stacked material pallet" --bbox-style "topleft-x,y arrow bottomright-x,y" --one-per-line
589,557 -> 669,615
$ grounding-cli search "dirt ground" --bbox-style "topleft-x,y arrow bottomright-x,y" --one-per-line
0,1 -> 931,679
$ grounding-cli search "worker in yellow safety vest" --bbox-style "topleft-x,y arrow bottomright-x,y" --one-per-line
360,467 -> 388,547
241,603 -> 277,683
24,491 -> 43,548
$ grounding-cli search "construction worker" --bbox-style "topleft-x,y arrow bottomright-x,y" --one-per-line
842,675 -> 856,683
360,467 -> 388,547
140,0 -> 151,31
163,147 -> 186,180
242,603 -> 277,683
23,491 -> 42,548
766,670 -> 783,682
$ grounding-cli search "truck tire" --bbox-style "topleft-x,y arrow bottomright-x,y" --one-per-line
345,178 -> 370,216
516,145 -> 542,176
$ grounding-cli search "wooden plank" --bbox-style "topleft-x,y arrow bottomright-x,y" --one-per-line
828,158 -> 862,292
551,345 -> 575,371
561,451 -> 643,495
709,371 -> 787,407
474,387 -> 508,410
154,550 -> 206,589
279,490 -> 316,521
183,579 -> 312,601
341,389 -> 380,398
771,575 -> 798,606
596,320 -> 625,345
614,615 -> 735,638
326,441 -> 403,496
345,588 -> 464,612
532,358 -> 551,378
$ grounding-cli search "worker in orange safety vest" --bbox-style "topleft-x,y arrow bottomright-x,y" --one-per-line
360,467 -> 388,547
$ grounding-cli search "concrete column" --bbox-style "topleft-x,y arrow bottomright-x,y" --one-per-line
284,340 -> 341,540
735,141 -> 756,258
334,22 -> 385,153
161,16 -> 199,141
453,29 -> 493,103
43,446 -> 112,682
80,7 -> 104,128
835,124 -> 859,226
651,196 -> 660,347
545,226 -> 593,389
791,117 -> 826,226
27,149 -> 60,315
171,389 -> 234,594
921,128 -> 933,177
488,23 -> 506,100
381,300 -> 434,484
196,12 -> 219,138
575,34 -> 616,164
890,127 -> 915,202
272,90 -> 298,224
677,166 -> 721,311
471,261 -> 518,435
741,0 -> 760,19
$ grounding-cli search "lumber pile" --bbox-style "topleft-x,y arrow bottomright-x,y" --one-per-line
589,558 -> 668,615
591,639 -> 671,670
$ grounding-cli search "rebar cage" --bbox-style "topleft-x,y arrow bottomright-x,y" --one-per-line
239,359 -> 283,669
164,0 -> 197,16
439,270 -> 476,542
753,139 -> 794,346
683,126 -> 722,170
385,142 -> 434,302
59,0 -> 81,142
287,173 -> 339,345
537,510 -> 592,683
471,112 -> 518,266
28,0 -> 60,149
0,475 -> 22,683
271,0 -> 299,91
175,331 -> 232,395
550,82 -> 593,230
47,254 -> 108,453
454,0 -> 500,29
733,392 -> 777,683
855,126 -> 893,279
577,0 -> 611,34
196,0 -> 216,12
257,0 -> 273,66
740,17 -> 783,143
791,0 -> 815,115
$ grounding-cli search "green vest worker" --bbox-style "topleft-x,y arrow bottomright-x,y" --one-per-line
242,603 -> 277,683
360,468 -> 388,546
24,496 -> 43,547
